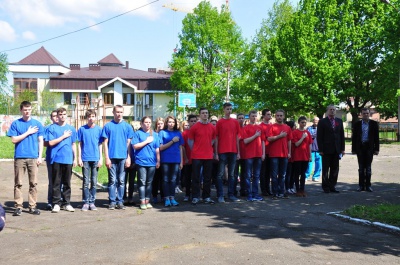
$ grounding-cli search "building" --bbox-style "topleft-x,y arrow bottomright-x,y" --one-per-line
8,46 -> 173,127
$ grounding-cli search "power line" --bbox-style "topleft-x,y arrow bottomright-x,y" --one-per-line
1,0 -> 160,53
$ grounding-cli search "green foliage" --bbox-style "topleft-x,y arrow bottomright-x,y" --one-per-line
0,53 -> 11,114
40,89 -> 60,114
169,0 -> 245,115
9,89 -> 37,115
343,203 -> 400,227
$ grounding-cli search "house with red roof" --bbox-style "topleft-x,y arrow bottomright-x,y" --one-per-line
8,46 -> 173,123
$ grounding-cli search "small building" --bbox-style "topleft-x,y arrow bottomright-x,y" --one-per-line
8,46 -> 174,127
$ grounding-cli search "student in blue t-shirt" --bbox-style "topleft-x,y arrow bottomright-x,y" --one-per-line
47,107 -> 78,213
132,116 -> 160,210
7,101 -> 44,216
159,116 -> 184,207
78,110 -> 103,212
101,105 -> 134,210
43,110 -> 59,211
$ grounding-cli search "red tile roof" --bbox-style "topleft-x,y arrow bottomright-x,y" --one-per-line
98,53 -> 123,66
12,46 -> 65,66
54,66 -> 170,79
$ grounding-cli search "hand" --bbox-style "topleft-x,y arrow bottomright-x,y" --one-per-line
106,158 -> 112,169
288,153 -> 291,159
172,136 -> 180,143
125,157 -> 131,168
237,153 -> 240,160
156,161 -> 160,169
63,130 -> 72,139
78,159 -> 83,167
37,157 -> 42,165
27,126 -> 39,135
303,132 -> 308,138
214,153 -> 219,161
97,160 -> 103,168
262,154 -> 265,161
179,162 -> 183,170
279,131 -> 287,138
254,130 -> 261,137
73,160 -> 77,167
146,136 -> 154,143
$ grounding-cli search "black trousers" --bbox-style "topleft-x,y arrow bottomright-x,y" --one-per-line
321,153 -> 340,191
52,162 -> 72,205
357,144 -> 374,188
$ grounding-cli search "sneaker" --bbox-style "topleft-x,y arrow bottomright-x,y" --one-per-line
278,194 -> 289,199
81,204 -> 89,211
52,204 -> 60,213
45,204 -> 53,211
108,204 -> 116,210
116,203 -> 126,210
312,178 -> 319,182
246,196 -> 254,202
290,189 -> 296,194
29,208 -> 41,215
89,204 -> 97,211
191,198 -> 200,205
13,208 -> 22,216
165,199 -> 171,207
229,196 -> 241,202
218,196 -> 225,203
253,196 -> 264,201
204,198 -> 215,204
175,187 -> 182,193
139,203 -> 147,210
64,205 -> 75,212
272,195 -> 279,200
183,196 -> 189,202
170,199 -> 179,206
295,191 -> 303,197
146,203 -> 153,209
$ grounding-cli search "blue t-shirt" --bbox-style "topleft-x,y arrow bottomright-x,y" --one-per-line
132,129 -> 160,167
78,124 -> 103,162
101,120 -> 134,159
46,123 -> 77,164
7,118 -> 44,159
159,130 -> 184,163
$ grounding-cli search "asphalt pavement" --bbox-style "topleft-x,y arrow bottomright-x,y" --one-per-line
0,144 -> 399,264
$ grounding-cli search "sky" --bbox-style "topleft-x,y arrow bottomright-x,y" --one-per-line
0,0 -> 298,86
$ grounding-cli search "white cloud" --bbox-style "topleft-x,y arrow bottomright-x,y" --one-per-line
0,21 -> 17,42
22,31 -> 36,40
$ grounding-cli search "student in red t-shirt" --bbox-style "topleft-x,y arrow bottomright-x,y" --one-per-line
242,110 -> 265,201
267,109 -> 292,199
181,114 -> 198,202
188,108 -> 216,205
259,109 -> 273,196
215,103 -> 241,203
292,116 -> 312,197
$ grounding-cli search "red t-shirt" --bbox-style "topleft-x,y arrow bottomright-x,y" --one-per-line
182,130 -> 192,164
238,126 -> 246,158
188,122 -> 216,159
292,129 -> 312,161
242,124 -> 265,159
267,123 -> 292,158
216,118 -> 240,154
260,122 -> 271,155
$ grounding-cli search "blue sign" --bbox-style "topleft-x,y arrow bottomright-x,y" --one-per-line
178,93 -> 196,108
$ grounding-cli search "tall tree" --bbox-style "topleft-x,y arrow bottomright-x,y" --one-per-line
0,53 -> 11,114
168,0 -> 245,115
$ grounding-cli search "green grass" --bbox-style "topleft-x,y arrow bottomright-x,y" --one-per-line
0,136 -> 15,159
342,203 -> 400,227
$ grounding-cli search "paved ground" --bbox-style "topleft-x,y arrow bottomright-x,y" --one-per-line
1,144 -> 400,264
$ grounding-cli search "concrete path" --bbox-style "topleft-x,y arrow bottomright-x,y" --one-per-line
0,144 -> 399,264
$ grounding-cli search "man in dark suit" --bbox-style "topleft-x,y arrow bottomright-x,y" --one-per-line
317,105 -> 345,193
351,108 -> 379,192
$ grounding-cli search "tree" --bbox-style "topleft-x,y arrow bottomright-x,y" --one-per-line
0,53 -> 11,114
168,0 -> 245,115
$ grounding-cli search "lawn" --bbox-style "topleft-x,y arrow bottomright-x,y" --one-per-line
343,203 -> 400,227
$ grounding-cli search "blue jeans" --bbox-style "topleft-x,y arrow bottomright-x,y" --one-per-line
245,158 -> 262,197
217,153 -> 237,197
305,152 -> 322,180
137,165 -> 156,201
162,163 -> 179,198
270,157 -> 288,196
107,159 -> 126,205
82,161 -> 98,204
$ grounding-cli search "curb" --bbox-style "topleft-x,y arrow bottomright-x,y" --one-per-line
327,211 -> 400,235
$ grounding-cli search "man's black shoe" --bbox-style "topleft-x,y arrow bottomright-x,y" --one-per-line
357,186 -> 365,192
13,208 -> 22,216
323,190 -> 330,193
330,189 -> 340,193
29,208 -> 41,215
366,187 -> 373,192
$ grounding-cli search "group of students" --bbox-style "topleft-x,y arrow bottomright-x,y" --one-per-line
7,100 -> 327,216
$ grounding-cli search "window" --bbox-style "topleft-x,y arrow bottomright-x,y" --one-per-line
64,92 -> 72,104
123,93 -> 134,105
14,78 -> 38,101
79,93 -> 91,105
103,93 -> 114,105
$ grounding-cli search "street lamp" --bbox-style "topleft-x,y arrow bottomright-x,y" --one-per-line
380,0 -> 400,141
